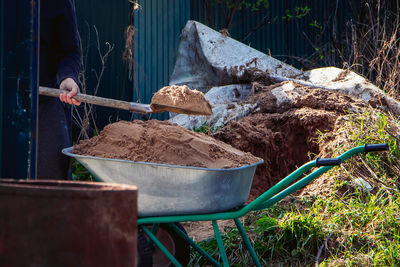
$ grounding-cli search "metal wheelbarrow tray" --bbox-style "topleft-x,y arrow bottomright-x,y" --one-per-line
62,147 -> 263,217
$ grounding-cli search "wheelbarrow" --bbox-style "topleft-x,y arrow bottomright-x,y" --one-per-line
64,143 -> 389,266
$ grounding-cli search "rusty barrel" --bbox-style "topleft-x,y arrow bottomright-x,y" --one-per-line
0,179 -> 138,267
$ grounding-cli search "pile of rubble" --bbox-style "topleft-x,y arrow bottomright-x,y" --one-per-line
168,21 -> 400,199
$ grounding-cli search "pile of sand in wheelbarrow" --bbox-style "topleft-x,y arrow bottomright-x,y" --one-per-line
73,120 -> 261,169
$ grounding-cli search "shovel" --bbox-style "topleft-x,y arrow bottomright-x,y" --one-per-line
39,86 -> 210,115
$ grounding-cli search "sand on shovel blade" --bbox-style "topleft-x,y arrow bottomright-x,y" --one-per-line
150,85 -> 213,116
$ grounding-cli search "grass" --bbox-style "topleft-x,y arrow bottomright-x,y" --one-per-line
193,124 -> 212,134
193,122 -> 223,135
189,109 -> 400,266
71,159 -> 95,181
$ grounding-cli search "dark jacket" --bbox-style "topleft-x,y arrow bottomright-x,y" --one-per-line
40,0 -> 81,88
37,0 -> 81,180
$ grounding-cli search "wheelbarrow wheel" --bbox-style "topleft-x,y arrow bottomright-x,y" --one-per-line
137,229 -> 153,267
152,223 -> 190,267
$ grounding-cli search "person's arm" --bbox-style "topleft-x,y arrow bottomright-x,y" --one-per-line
57,0 -> 82,106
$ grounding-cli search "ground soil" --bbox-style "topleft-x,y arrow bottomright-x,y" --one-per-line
150,85 -> 213,115
73,120 -> 262,169
213,109 -> 336,200
213,82 -> 366,200
182,220 -> 237,242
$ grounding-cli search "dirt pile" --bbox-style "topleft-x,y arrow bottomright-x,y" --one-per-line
213,82 -> 367,200
73,120 -> 261,169
150,85 -> 213,115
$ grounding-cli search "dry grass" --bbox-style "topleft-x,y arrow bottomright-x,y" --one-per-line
334,1 -> 400,99
73,25 -> 114,140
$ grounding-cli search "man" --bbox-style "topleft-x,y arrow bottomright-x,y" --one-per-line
38,0 -> 81,179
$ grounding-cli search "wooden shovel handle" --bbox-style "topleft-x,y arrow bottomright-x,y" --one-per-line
39,86 -> 152,113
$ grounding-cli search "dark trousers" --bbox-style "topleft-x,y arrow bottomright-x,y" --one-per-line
37,97 -> 72,180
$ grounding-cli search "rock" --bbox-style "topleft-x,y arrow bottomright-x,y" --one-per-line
168,22 -> 400,131
271,82 -> 305,107
272,67 -> 400,116
352,178 -> 373,192
169,102 -> 258,131
205,84 -> 253,104
169,20 -> 303,92
252,81 -> 365,114
169,84 -> 258,131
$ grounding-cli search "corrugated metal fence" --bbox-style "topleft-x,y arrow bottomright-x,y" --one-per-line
74,0 -> 134,129
191,0 -> 359,67
74,0 -> 190,124
133,0 -> 190,120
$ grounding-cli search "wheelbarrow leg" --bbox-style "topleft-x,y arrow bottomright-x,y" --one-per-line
234,218 -> 262,267
168,223 -> 221,267
140,225 -> 183,267
212,220 -> 230,267
147,223 -> 160,246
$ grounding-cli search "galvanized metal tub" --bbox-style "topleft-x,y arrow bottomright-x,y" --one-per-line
63,147 -> 263,217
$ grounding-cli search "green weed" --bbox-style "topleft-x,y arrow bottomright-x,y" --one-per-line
71,158 -> 95,181
193,124 -> 211,134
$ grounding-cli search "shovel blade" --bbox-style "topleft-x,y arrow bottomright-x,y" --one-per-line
150,104 -> 213,116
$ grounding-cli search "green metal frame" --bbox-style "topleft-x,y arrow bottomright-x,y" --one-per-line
137,145 -> 385,266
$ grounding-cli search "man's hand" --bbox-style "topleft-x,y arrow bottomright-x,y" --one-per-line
59,78 -> 81,106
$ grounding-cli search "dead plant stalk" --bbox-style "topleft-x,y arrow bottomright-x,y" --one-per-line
73,25 -> 114,140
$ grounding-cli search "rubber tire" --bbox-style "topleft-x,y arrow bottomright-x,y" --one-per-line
154,223 -> 190,267
137,230 -> 153,267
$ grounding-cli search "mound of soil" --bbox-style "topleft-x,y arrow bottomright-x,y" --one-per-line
213,82 -> 367,200
150,85 -> 213,115
73,120 -> 261,169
